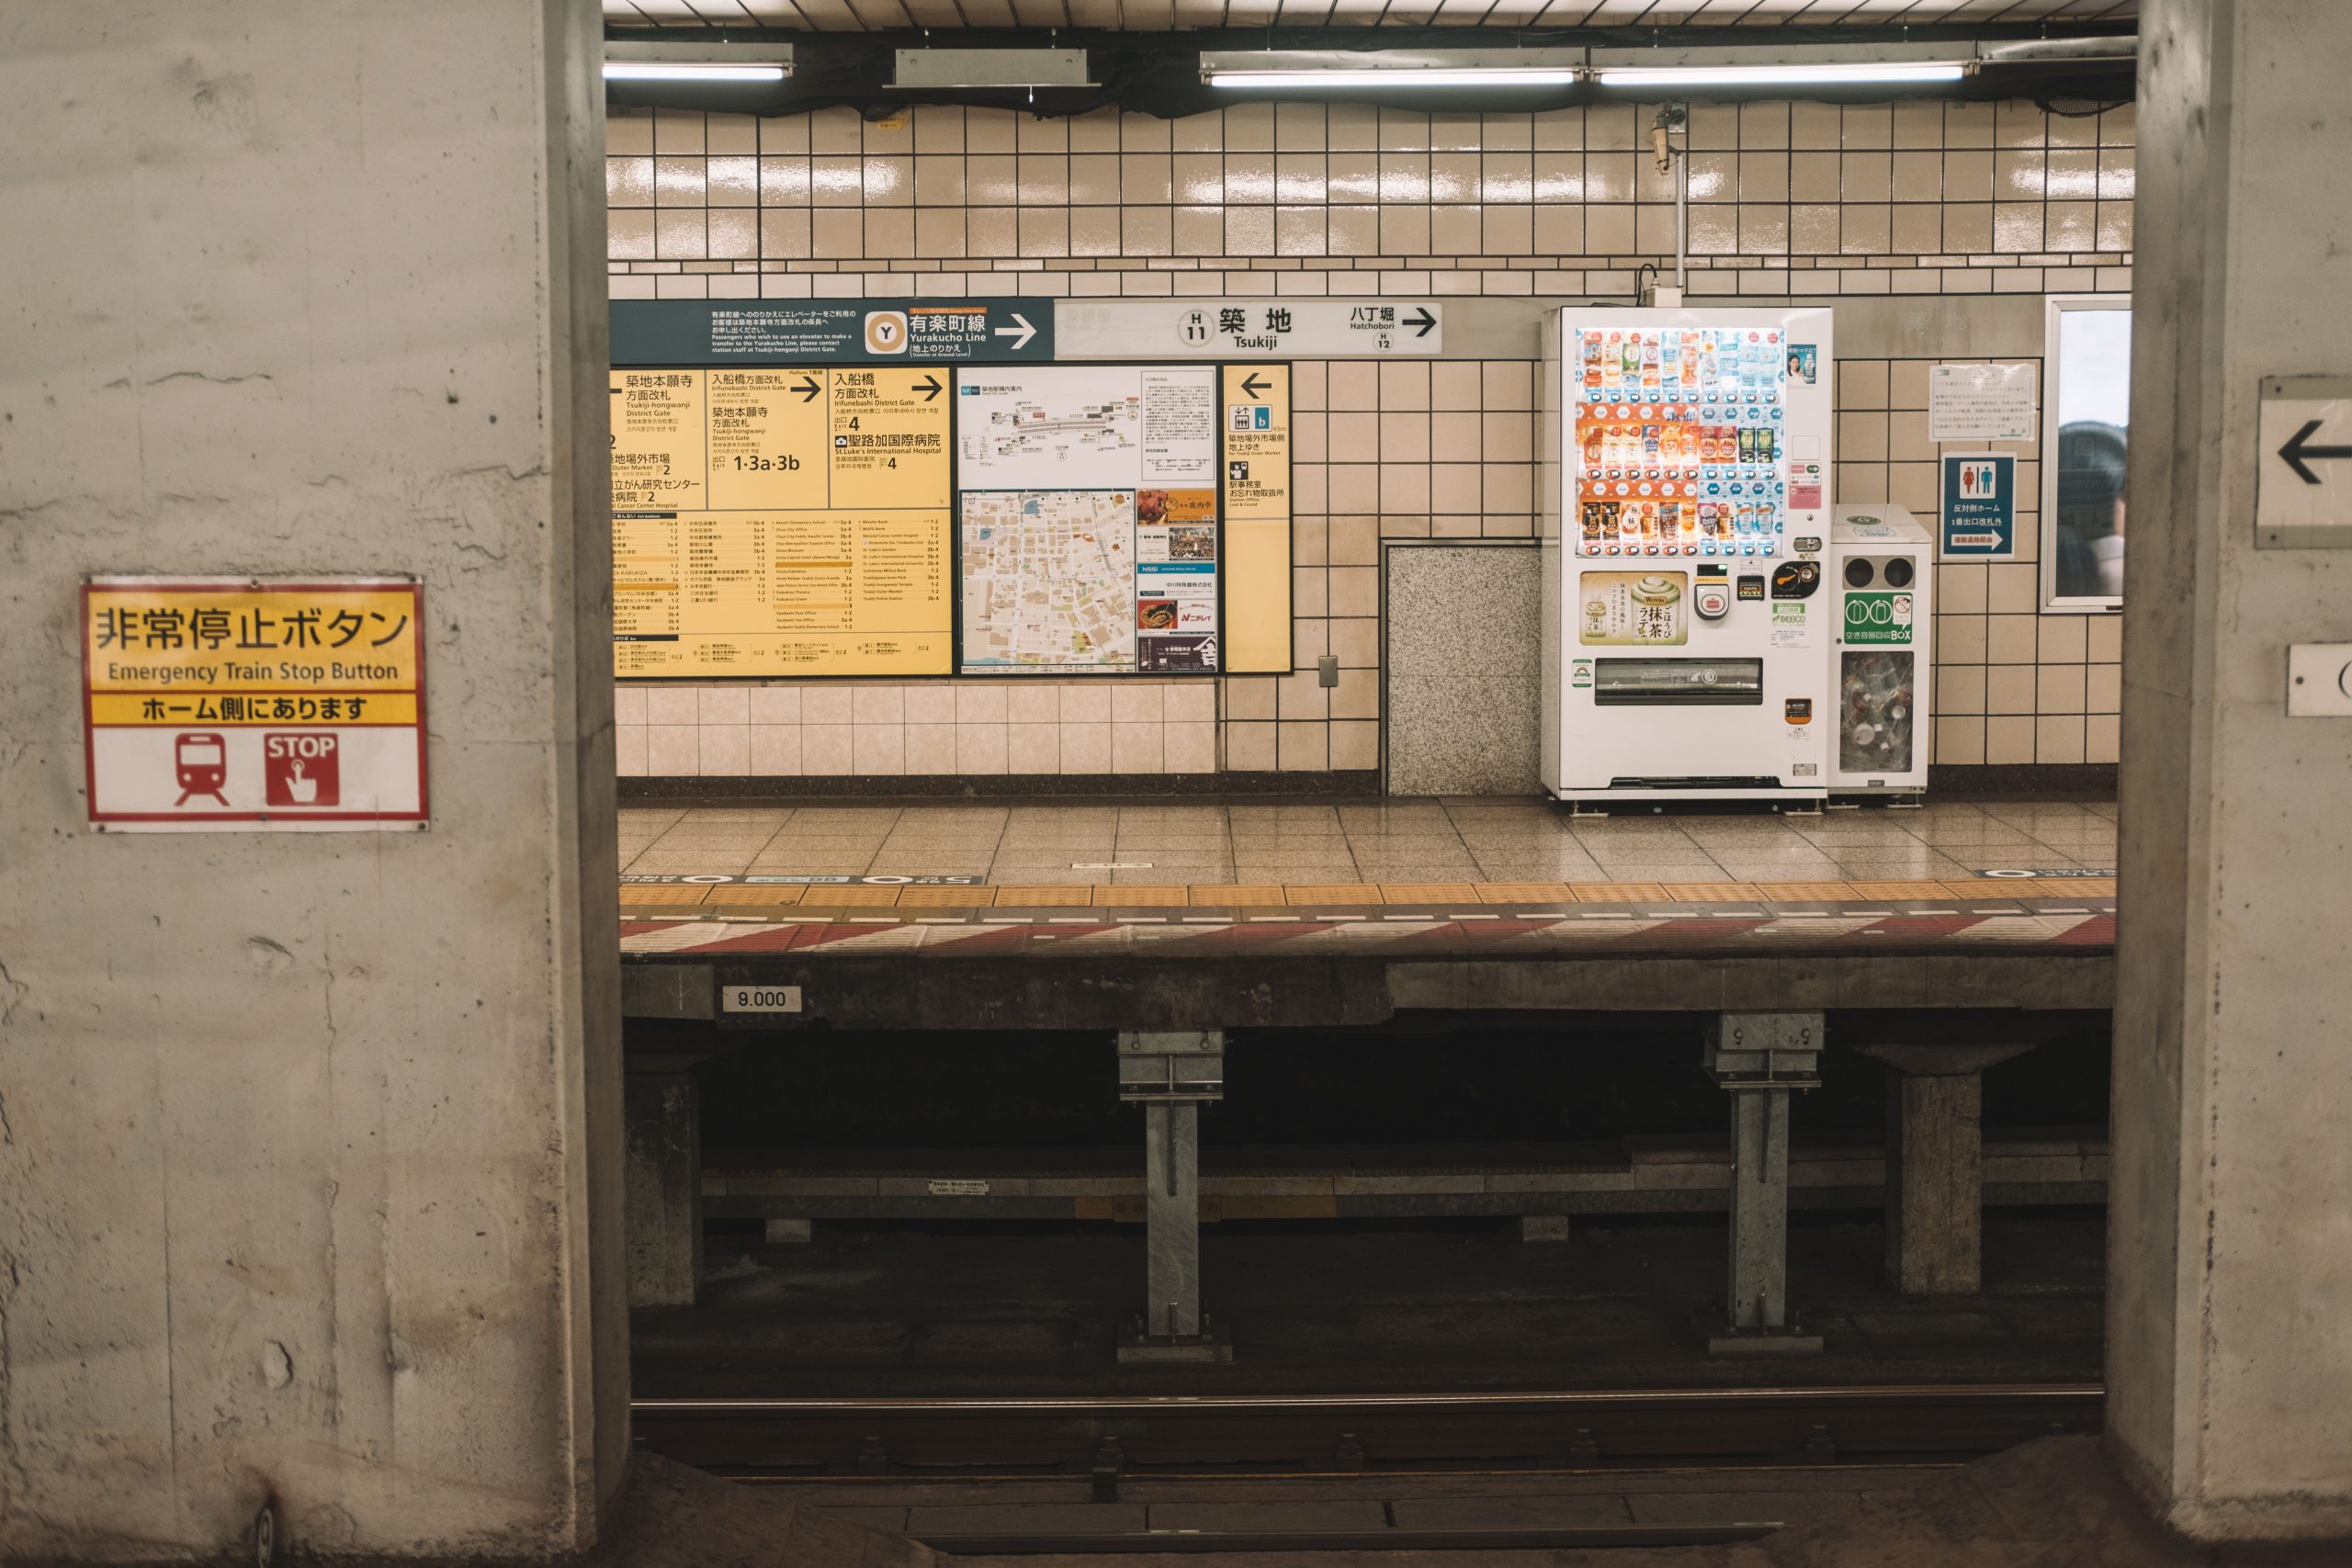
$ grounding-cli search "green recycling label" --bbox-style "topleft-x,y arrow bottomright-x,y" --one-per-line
1844,590 -> 1915,645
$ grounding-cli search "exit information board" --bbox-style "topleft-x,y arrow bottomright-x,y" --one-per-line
611,367 -> 953,676
611,299 -> 1290,679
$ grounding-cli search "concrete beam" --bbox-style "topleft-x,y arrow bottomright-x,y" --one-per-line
626,1072 -> 704,1308
0,3 -> 623,1554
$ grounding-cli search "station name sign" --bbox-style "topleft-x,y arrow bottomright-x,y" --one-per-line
1057,299 -> 1444,360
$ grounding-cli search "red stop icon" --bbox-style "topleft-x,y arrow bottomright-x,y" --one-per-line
264,732 -> 340,807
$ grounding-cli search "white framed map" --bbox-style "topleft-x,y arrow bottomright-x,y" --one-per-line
956,366 -> 1222,672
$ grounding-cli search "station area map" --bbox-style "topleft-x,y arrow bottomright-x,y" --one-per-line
960,491 -> 1137,668
956,366 -> 1221,673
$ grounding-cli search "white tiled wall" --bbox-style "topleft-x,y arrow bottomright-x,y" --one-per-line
616,680 -> 1219,778
610,97 -> 2133,779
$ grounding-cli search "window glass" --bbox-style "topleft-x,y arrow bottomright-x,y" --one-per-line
2048,305 -> 2131,604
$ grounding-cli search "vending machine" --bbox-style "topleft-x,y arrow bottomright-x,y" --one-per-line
1828,506 -> 1933,798
1540,307 -> 1837,805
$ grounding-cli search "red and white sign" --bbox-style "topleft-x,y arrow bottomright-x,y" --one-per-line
83,576 -> 428,832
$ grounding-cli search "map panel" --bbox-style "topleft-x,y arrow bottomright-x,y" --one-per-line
954,365 -> 1224,674
959,491 -> 1137,670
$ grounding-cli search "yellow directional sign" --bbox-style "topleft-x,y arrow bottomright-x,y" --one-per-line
612,367 -> 953,676
1221,364 -> 1293,674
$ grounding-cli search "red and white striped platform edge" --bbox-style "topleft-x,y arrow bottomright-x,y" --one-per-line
620,902 -> 2116,962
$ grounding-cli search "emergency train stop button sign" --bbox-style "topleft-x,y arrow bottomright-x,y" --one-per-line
81,576 -> 428,831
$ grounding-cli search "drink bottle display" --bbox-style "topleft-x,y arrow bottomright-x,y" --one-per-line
1567,322 -> 1793,559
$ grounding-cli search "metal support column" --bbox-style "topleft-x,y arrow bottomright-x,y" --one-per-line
1116,1030 -> 1230,1363
1703,1012 -> 1824,1355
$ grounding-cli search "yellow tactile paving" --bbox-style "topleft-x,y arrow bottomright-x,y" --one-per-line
622,885 -> 710,907
1752,881 -> 1861,901
800,885 -> 902,908
1476,882 -> 1574,903
702,885 -> 807,906
623,874 -> 2119,914
1189,885 -> 1289,907
896,886 -> 993,908
991,886 -> 1095,907
1286,884 -> 1385,904
1572,882 -> 1669,903
1658,882 -> 1766,903
1094,885 -> 1187,907
1378,883 -> 1480,904
1846,880 -> 1962,900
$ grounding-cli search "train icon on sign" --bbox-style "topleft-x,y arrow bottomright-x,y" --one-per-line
174,732 -> 230,807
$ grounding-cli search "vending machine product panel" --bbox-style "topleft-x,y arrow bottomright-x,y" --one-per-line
1541,308 -> 1836,803
1828,505 -> 1934,796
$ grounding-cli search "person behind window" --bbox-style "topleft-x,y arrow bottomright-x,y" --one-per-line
2053,420 -> 2126,600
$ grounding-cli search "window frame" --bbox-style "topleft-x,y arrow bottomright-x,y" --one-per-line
2040,292 -> 2132,615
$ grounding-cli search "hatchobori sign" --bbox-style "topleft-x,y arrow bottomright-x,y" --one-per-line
613,299 -> 1053,367
82,576 -> 427,831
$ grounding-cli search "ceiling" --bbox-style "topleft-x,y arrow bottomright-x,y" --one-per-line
605,0 -> 2137,33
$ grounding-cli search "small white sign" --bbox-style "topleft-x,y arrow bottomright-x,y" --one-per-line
928,1179 -> 991,1197
721,984 -> 803,1014
1928,363 -> 2038,443
1056,299 -> 1442,359
2256,377 -> 2352,547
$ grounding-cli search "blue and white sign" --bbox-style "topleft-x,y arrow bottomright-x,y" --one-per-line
1941,452 -> 2017,558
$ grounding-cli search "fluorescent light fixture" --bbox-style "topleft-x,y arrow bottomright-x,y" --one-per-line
1202,50 -> 1582,90
603,42 -> 793,84
1595,62 -> 1963,87
1209,66 -> 1578,89
604,62 -> 786,82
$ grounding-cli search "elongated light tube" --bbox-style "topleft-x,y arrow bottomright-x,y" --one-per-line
1206,66 -> 1580,89
1596,62 -> 1964,87
604,62 -> 788,83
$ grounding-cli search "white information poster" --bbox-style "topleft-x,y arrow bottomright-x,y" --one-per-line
1928,362 -> 2039,443
957,365 -> 1222,672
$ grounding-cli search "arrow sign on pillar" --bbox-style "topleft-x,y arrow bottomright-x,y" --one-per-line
1404,307 -> 1437,338
914,373 -> 943,401
2278,417 -> 2352,485
1241,372 -> 1272,400
993,312 -> 1037,351
793,375 -> 820,403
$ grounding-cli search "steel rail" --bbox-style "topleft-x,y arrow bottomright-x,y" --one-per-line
631,1382 -> 2104,1479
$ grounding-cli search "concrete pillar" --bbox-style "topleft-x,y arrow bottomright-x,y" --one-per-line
1703,1012 -> 1823,1354
1853,1042 -> 2039,1297
2112,0 -> 2352,1542
626,1073 -> 702,1307
0,2 -> 621,1558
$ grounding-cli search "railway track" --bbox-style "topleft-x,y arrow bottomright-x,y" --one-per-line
633,1382 -> 2101,1483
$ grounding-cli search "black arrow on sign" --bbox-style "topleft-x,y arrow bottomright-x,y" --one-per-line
793,375 -> 820,403
914,373 -> 943,401
1241,372 -> 1272,400
2278,417 -> 2352,485
1404,306 -> 1437,338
